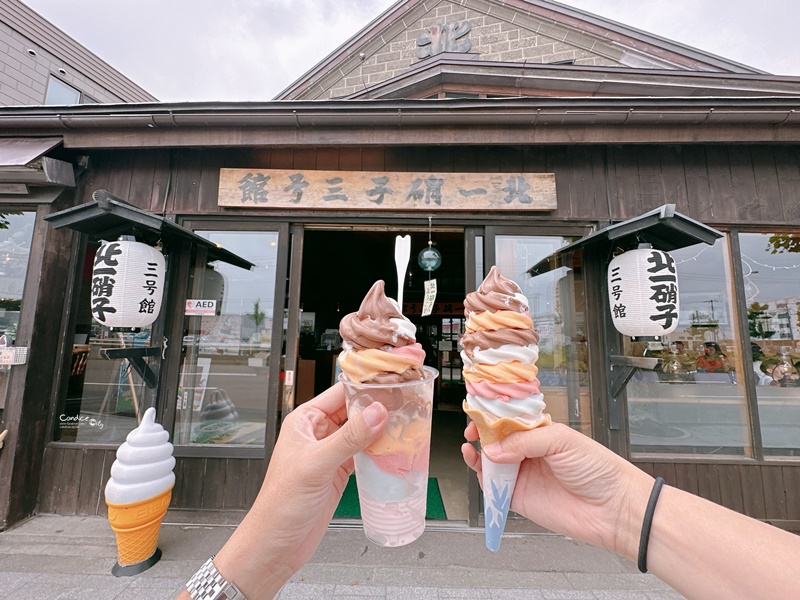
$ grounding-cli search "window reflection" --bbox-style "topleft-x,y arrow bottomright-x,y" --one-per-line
0,212 -> 35,410
740,232 -> 800,457
55,242 -> 153,443
174,231 -> 279,447
495,236 -> 590,434
625,236 -> 750,456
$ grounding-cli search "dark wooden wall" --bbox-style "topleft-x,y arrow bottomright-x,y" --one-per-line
79,144 -> 800,227
39,446 -> 265,516
633,460 -> 799,530
34,142 -> 800,528
38,446 -> 800,531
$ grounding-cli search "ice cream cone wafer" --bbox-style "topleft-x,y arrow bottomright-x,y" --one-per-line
463,400 -> 550,448
106,487 -> 172,566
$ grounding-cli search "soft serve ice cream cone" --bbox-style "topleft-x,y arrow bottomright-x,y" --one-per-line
105,407 -> 175,572
338,280 -> 437,547
461,266 -> 550,551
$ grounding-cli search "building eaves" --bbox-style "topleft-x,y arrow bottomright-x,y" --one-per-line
346,56 -> 800,100
0,97 -> 800,135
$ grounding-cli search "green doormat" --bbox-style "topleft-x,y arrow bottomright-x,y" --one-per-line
334,475 -> 447,520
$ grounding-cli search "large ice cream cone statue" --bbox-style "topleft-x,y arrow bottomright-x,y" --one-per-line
461,266 -> 550,551
105,407 -> 175,575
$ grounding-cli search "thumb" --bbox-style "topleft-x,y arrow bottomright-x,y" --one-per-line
314,402 -> 388,472
483,422 -> 573,463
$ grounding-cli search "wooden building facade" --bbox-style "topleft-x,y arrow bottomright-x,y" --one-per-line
1,0 -> 799,531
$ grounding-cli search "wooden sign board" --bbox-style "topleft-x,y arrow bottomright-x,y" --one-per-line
218,168 -> 556,211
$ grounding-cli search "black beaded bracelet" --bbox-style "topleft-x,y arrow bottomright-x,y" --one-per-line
637,476 -> 665,573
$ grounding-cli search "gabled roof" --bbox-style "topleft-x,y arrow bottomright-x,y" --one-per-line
277,0 -> 764,101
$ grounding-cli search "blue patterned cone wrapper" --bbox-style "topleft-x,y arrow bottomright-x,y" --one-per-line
481,455 -> 521,551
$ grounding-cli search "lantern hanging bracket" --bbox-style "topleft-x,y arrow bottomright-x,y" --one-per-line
100,346 -> 160,388
609,354 -> 661,399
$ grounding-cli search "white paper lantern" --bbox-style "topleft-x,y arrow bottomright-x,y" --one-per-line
608,248 -> 680,337
91,240 -> 165,328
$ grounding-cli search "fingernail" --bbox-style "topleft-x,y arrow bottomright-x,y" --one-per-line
484,442 -> 501,458
362,403 -> 383,427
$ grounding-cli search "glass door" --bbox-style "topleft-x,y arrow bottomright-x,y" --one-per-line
173,227 -> 288,453
485,229 -> 591,434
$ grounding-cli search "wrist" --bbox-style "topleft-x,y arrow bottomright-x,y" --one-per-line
213,528 -> 294,599
612,468 -> 655,562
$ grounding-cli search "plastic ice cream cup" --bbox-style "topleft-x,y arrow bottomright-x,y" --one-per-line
339,366 -> 438,547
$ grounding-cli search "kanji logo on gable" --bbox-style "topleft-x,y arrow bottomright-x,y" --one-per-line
185,300 -> 217,316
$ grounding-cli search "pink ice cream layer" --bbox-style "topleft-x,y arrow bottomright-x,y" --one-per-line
368,442 -> 430,476
466,379 -> 540,401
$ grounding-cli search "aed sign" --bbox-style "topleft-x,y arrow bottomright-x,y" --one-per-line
185,299 -> 217,316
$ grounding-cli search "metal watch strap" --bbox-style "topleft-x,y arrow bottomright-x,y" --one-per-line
186,557 -> 247,600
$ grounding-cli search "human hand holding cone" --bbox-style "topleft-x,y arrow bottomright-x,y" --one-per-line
104,407 -> 175,574
461,266 -> 550,551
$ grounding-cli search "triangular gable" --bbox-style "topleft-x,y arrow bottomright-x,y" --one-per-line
277,0 -> 763,101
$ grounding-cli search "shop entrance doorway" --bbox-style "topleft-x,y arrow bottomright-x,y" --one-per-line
295,228 -> 470,522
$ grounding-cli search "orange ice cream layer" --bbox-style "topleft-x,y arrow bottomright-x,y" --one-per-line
465,310 -> 533,333
463,361 -> 538,383
338,347 -> 423,383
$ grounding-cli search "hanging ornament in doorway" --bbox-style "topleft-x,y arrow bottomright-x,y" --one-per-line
418,216 -> 442,272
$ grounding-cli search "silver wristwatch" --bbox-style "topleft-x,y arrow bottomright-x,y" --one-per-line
186,557 -> 247,600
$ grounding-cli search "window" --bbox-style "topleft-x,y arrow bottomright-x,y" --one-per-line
0,212 -> 36,410
740,232 -> 800,457
624,236 -> 751,456
55,242 -> 156,443
174,231 -> 280,447
495,235 -> 590,435
45,75 -> 98,105
45,76 -> 80,105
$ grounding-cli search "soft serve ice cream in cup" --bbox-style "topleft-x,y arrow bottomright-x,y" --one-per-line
338,280 -> 438,547
105,407 -> 175,573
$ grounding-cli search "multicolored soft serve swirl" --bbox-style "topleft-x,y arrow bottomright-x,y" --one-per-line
338,280 -> 425,384
460,266 -> 546,425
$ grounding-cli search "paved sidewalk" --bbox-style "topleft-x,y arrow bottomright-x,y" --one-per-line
0,515 -> 685,599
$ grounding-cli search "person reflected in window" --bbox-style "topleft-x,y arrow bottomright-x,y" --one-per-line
750,343 -> 774,386
695,341 -> 730,373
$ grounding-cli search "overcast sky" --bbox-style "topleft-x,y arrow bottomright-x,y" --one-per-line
22,0 -> 800,102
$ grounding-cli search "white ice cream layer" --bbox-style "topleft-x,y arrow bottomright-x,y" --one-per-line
460,344 -> 539,367
105,407 -> 175,505
466,392 -> 546,422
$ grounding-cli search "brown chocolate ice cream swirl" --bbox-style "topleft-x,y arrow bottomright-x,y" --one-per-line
460,328 -> 539,358
463,265 -> 529,315
339,280 -> 416,351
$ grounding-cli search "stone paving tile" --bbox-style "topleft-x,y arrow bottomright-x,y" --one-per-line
540,590 -> 596,600
333,584 -> 387,596
0,572 -> 41,594
564,573 -> 670,591
294,564 -> 378,585
644,592 -> 686,600
127,575 -> 188,589
383,586 -> 440,599
108,588 -> 178,600
593,592 -> 654,599
0,555 -> 112,575
438,589 -> 493,598
11,582 -> 116,600
277,583 -> 337,599
489,589 -> 546,599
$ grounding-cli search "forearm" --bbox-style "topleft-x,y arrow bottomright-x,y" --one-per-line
639,485 -> 800,599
